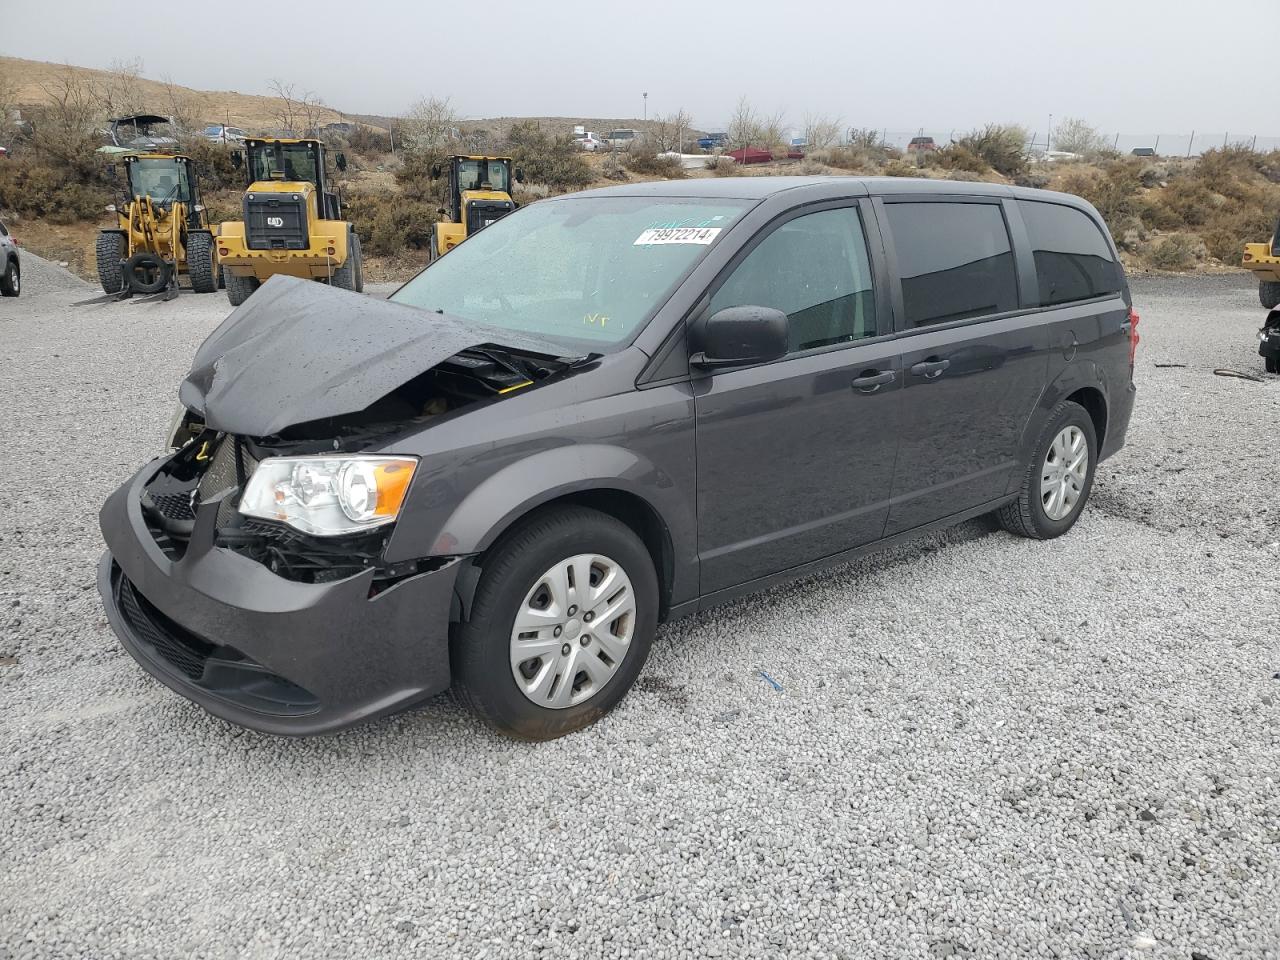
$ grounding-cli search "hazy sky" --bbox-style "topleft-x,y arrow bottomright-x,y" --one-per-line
3,0 -> 1273,136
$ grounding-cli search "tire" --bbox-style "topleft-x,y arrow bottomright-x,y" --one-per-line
997,399 -> 1098,540
452,506 -> 659,741
330,229 -> 361,291
1266,355 -> 1279,375
0,258 -> 18,297
95,231 -> 126,294
186,231 -> 218,293
123,252 -> 171,295
223,267 -> 258,307
1260,280 -> 1280,310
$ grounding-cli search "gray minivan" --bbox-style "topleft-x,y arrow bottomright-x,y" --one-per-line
99,177 -> 1138,740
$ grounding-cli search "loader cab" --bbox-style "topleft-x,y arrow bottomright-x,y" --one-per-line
432,155 -> 521,247
120,154 -> 207,230
234,138 -> 346,220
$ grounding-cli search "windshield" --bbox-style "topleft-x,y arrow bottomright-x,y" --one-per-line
457,158 -> 510,193
392,197 -> 747,352
127,158 -> 191,205
248,142 -> 319,185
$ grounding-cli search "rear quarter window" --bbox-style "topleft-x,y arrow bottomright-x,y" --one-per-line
883,201 -> 1019,327
1019,200 -> 1123,305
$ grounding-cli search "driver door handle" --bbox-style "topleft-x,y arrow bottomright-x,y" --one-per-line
850,369 -> 895,393
910,358 -> 951,379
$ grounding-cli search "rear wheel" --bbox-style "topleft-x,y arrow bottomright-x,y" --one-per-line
1266,355 -> 1280,375
95,231 -> 126,294
186,231 -> 218,293
223,268 -> 258,307
452,506 -> 659,740
0,258 -> 18,297
997,400 -> 1098,540
1260,280 -> 1280,310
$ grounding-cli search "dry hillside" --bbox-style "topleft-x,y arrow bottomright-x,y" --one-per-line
1,56 -> 351,131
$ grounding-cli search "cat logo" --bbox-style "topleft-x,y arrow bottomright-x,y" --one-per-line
266,216 -> 285,228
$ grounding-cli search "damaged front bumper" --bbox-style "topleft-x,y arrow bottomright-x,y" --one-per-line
98,458 -> 462,736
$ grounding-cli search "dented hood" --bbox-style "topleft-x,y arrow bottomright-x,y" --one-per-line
180,276 -> 571,437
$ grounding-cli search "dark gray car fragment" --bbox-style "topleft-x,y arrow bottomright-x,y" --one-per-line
179,276 -> 578,437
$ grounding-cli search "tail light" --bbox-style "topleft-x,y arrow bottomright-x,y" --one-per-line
1127,307 -> 1140,369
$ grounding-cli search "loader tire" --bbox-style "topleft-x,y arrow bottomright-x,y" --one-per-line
124,252 -> 171,295
1260,280 -> 1280,310
330,229 -> 361,291
95,231 -> 126,294
223,268 -> 258,307
187,231 -> 218,293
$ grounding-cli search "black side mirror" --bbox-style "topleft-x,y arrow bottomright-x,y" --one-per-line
690,305 -> 789,368
336,152 -> 348,171
430,164 -> 441,179
514,167 -> 525,183
230,150 -> 243,169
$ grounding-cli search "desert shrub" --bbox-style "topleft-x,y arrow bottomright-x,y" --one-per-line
624,150 -> 686,178
1051,117 -> 1112,157
600,152 -> 628,182
504,122 -> 592,191
0,156 -> 111,223
927,144 -> 989,175
1158,178 -> 1219,226
709,157 -> 736,176
954,124 -> 1029,177
1199,207 -> 1275,263
1148,233 -> 1201,271
1014,171 -> 1051,189
394,148 -> 448,203
813,146 -> 877,172
345,124 -> 391,158
346,193 -> 437,256
882,159 -> 919,178
178,139 -> 241,192
1055,162 -> 1142,225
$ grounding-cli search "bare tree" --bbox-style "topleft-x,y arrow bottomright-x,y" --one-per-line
727,96 -> 759,150
1051,117 -> 1111,156
0,62 -> 18,140
803,113 -> 843,150
159,74 -> 200,136
650,109 -> 692,152
403,95 -> 458,150
31,66 -> 101,173
96,57 -> 146,118
268,79 -> 326,136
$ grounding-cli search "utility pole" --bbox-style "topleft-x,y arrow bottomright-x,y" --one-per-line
1047,114 -> 1052,151
643,92 -> 648,123
1187,131 -> 1194,158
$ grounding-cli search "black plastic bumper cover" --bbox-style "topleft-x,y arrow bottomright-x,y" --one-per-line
98,460 -> 460,736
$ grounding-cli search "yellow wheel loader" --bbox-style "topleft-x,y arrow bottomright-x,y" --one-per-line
217,138 -> 363,305
94,154 -> 219,299
1243,218 -> 1280,309
427,155 -> 522,262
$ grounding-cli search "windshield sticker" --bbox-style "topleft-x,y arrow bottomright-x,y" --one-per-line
634,227 -> 722,246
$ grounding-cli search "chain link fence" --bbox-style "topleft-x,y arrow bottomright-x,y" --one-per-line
861,129 -> 1280,157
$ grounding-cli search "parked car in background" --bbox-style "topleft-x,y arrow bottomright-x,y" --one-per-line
1130,147 -> 1156,157
573,132 -> 605,152
97,176 -> 1137,742
697,132 -> 729,150
906,136 -> 937,153
0,219 -> 20,297
727,146 -> 772,164
202,124 -> 249,144
0,146 -> 9,160
605,129 -> 640,150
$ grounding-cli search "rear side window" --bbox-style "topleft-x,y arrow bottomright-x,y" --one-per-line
709,206 -> 877,353
1019,200 -> 1122,304
884,201 -> 1018,326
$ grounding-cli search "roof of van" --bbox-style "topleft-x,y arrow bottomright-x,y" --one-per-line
571,175 -> 1088,206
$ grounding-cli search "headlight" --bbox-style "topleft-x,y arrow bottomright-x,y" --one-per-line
238,455 -> 418,536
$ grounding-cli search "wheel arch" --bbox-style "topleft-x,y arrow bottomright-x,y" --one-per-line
420,445 -> 684,625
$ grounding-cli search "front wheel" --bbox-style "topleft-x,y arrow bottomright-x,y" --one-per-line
997,400 -> 1098,540
223,268 -> 258,307
451,506 -> 659,740
186,231 -> 218,293
1260,280 -> 1280,310
0,258 -> 18,297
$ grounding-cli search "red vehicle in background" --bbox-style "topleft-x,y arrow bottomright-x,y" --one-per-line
906,136 -> 937,153
727,146 -> 772,164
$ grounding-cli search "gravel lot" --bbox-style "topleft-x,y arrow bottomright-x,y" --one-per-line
1,258 -> 1277,960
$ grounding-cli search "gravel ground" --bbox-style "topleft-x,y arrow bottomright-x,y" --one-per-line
0,260 -> 1277,960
